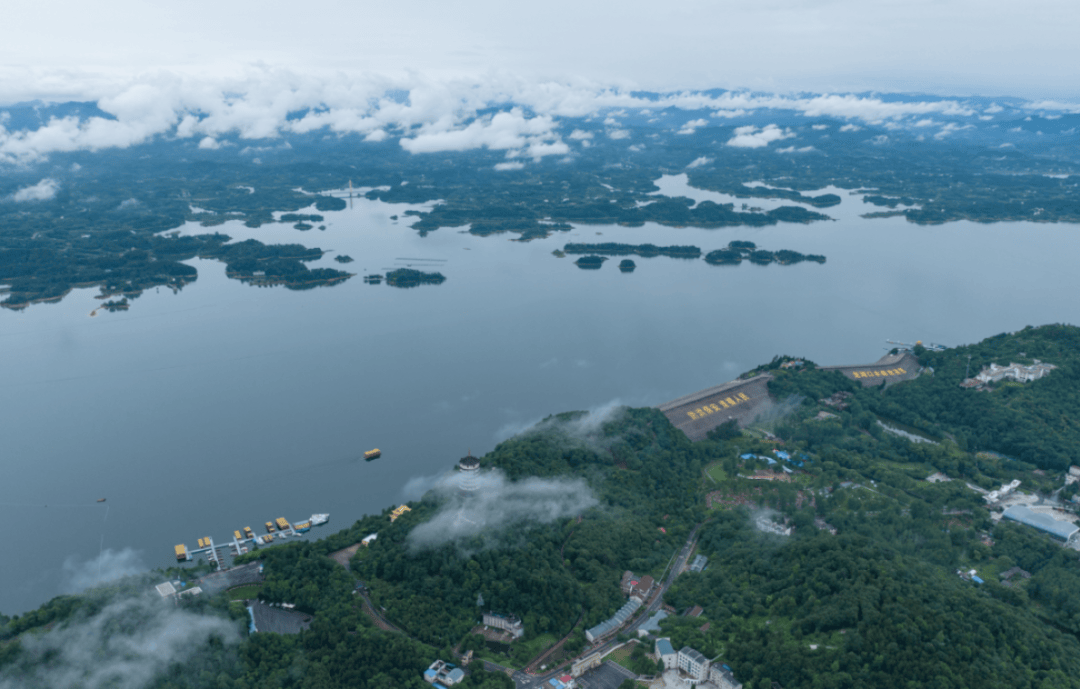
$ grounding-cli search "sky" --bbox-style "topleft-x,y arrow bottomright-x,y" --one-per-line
1,0 -> 1078,104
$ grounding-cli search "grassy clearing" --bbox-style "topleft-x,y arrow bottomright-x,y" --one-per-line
705,463 -> 728,482
604,641 -> 639,672
226,584 -> 263,601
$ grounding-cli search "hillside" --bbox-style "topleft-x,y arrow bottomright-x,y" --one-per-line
4,325 -> 1080,688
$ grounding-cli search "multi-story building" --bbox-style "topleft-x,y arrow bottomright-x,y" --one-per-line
483,611 -> 524,639
677,646 -> 710,682
655,637 -> 677,670
709,663 -> 743,689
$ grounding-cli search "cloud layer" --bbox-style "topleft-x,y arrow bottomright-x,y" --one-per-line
0,71 -> 1056,165
0,593 -> 239,689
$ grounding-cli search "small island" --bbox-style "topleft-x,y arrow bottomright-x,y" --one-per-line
101,298 -> 130,312
384,268 -> 446,288
704,241 -> 825,266
618,259 -> 636,273
564,243 -> 701,259
574,255 -> 607,269
334,255 -> 354,264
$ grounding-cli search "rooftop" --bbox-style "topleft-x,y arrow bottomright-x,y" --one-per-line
1003,505 -> 1080,540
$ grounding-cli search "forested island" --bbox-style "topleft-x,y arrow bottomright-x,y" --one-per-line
6,92 -> 1079,310
573,255 -> 607,269
384,268 -> 446,288
5,325 -> 1080,688
563,243 -> 702,259
566,241 -> 826,267
704,241 -> 826,266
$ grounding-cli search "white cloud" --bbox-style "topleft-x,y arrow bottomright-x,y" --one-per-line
677,118 -> 709,135
0,71 -> 1063,165
870,134 -> 889,145
400,108 -> 563,157
198,136 -> 220,149
607,128 -> 630,139
628,143 -> 644,151
839,123 -> 861,132
913,118 -> 937,127
494,161 -> 525,170
568,129 -> 593,140
776,145 -> 815,153
407,469 -> 597,552
812,124 -> 828,130
12,178 -> 59,201
934,122 -> 974,139
685,156 -> 713,168
984,104 -> 1004,114
726,124 -> 794,148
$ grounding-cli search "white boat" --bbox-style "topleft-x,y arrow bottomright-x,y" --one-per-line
309,513 -> 329,526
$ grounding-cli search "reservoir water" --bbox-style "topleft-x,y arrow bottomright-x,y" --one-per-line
2,176 -> 1078,615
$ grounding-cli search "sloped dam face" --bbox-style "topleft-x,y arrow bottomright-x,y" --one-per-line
658,374 -> 774,441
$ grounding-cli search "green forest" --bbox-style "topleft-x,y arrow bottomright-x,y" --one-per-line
4,325 -> 1080,688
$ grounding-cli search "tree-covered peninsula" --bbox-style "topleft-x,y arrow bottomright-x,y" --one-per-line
5,325 -> 1080,688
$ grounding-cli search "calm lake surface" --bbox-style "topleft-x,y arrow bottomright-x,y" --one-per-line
2,176 -> 1078,614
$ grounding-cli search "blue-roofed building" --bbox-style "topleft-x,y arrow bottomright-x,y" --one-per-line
765,457 -> 777,465
424,660 -> 465,686
586,597 -> 642,642
689,554 -> 708,572
774,450 -> 790,461
638,610 -> 668,635
549,678 -> 567,689
740,453 -> 755,460
972,575 -> 985,584
655,638 -> 677,669
1003,506 -> 1080,541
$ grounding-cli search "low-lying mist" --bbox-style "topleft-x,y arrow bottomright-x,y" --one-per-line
0,592 -> 239,689
406,469 -> 597,553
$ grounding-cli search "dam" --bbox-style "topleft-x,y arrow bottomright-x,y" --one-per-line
659,352 -> 922,440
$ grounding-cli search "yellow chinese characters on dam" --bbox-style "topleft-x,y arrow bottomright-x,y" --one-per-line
852,367 -> 906,379
687,392 -> 751,420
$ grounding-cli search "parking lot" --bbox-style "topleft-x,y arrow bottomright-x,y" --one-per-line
574,661 -> 637,689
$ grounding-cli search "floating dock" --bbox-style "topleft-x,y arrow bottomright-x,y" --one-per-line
174,513 -> 328,562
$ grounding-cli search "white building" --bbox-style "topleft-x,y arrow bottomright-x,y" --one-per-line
483,611 -> 524,639
709,664 -> 743,689
655,638 -> 677,670
678,646 -> 710,682
974,361 -> 1056,385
